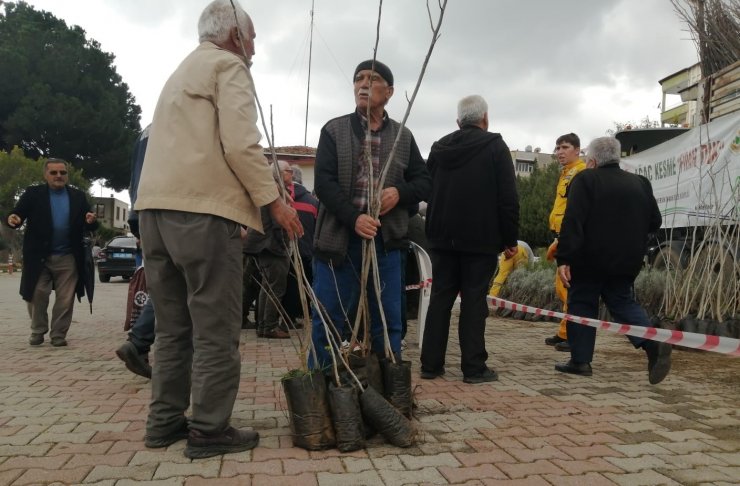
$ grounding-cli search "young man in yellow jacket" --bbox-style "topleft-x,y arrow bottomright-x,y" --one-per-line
545,133 -> 587,351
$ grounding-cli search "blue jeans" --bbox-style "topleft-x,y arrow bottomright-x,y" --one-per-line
567,274 -> 651,364
129,298 -> 155,354
310,234 -> 402,369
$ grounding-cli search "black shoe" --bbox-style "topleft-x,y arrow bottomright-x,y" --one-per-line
116,341 -> 152,379
145,421 -> 190,448
463,368 -> 498,384
184,426 -> 259,459
51,338 -> 67,347
554,341 -> 571,352
645,341 -> 672,385
545,335 -> 566,346
555,360 -> 592,376
419,368 -> 445,380
29,334 -> 44,346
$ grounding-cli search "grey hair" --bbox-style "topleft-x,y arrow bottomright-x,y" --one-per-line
586,137 -> 621,167
457,95 -> 487,127
44,158 -> 69,170
198,0 -> 250,44
291,165 -> 303,184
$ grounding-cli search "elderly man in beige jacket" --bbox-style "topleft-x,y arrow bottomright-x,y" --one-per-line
135,0 -> 302,460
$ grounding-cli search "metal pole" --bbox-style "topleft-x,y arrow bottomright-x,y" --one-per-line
303,0 -> 315,146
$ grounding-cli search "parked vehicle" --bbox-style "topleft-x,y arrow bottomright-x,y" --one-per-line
97,236 -> 138,282
615,60 -> 739,268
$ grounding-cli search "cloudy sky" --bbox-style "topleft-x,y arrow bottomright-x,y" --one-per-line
24,0 -> 698,160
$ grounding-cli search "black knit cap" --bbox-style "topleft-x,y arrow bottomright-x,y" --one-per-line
353,60 -> 394,86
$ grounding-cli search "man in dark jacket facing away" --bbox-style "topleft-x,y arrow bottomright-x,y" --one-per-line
420,95 -> 519,384
555,136 -> 671,384
6,158 -> 98,347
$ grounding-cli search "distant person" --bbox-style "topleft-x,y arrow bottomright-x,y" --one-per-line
243,164 -> 292,340
282,161 -> 318,325
420,95 -> 519,384
134,0 -> 302,459
545,133 -> 587,352
290,164 -> 303,185
310,59 -> 430,368
488,240 -> 534,297
115,125 -> 155,379
6,158 -> 98,347
555,136 -> 671,384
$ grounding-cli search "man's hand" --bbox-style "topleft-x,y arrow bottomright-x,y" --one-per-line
269,198 -> 303,239
354,214 -> 380,239
546,239 -> 558,261
557,264 -> 571,288
7,214 -> 21,228
85,212 -> 97,224
503,246 -> 518,259
379,187 -> 400,216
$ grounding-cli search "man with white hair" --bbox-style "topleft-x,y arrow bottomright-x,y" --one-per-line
420,95 -> 519,384
135,0 -> 302,459
556,136 -> 671,384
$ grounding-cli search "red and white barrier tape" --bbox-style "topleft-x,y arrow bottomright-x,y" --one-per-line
405,278 -> 432,291
488,296 -> 740,357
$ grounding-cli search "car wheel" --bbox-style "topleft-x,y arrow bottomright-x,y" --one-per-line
99,273 -> 111,283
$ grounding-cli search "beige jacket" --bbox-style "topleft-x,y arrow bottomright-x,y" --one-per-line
135,42 -> 278,231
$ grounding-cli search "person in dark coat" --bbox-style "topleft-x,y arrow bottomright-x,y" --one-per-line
116,125 -> 156,379
555,136 -> 671,384
6,158 -> 98,346
281,162 -> 318,325
420,94 -> 519,384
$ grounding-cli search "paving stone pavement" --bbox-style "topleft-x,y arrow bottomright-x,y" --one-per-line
0,272 -> 738,485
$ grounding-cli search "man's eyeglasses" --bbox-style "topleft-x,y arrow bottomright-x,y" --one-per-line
49,170 -> 68,176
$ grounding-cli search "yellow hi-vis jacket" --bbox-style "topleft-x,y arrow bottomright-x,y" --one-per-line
549,159 -> 587,235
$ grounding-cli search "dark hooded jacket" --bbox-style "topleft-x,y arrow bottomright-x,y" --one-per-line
425,125 -> 519,254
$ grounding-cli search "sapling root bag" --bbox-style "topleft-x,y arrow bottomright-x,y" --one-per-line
346,353 -> 384,393
380,359 -> 413,418
281,371 -> 335,450
359,386 -> 414,448
327,382 -> 365,452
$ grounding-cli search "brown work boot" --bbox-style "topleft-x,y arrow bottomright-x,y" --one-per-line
184,426 -> 259,459
262,328 -> 290,339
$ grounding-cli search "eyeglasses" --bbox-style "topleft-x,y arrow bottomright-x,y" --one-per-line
49,170 -> 68,176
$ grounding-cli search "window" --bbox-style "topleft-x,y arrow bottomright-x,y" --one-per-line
96,204 -> 106,218
116,207 -> 120,220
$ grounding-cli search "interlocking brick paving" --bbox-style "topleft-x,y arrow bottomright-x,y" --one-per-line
0,272 -> 738,485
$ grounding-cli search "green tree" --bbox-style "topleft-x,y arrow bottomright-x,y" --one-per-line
516,162 -> 559,248
0,1 -> 141,191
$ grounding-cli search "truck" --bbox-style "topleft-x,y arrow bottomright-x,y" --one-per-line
614,60 -> 739,320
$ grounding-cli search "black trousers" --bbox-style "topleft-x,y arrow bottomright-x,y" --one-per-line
420,249 -> 498,377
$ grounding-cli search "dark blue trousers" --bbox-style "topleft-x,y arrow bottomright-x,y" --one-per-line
129,298 -> 155,354
310,234 -> 402,369
567,274 -> 651,364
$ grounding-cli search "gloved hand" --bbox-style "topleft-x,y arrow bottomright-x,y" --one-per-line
546,239 -> 558,261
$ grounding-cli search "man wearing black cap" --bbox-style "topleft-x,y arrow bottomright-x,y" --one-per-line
310,60 -> 431,368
